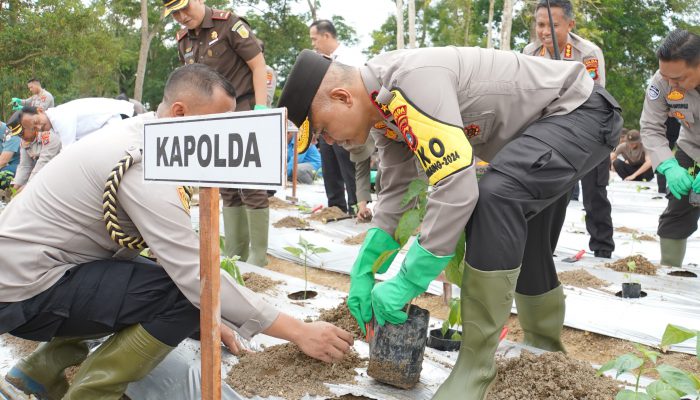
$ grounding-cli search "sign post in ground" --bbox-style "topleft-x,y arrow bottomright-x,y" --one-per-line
143,109 -> 286,399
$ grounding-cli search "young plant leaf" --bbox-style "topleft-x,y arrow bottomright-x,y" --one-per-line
371,249 -> 399,274
312,246 -> 330,254
615,390 -> 651,400
634,344 -> 659,364
284,246 -> 303,258
451,332 -> 461,341
656,364 -> 699,396
645,380 -> 682,400
444,233 -> 466,285
441,320 -> 450,338
400,179 -> 429,207
447,298 -> 461,327
660,324 -> 697,349
598,354 -> 644,378
395,208 -> 421,247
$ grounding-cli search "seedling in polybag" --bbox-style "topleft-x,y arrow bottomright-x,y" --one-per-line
285,236 -> 329,299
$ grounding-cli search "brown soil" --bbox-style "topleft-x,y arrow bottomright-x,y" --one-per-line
343,231 -> 367,245
615,226 -> 639,234
242,272 -> 282,293
604,255 -> 657,275
637,234 -> 657,241
318,299 -> 364,340
367,359 -> 418,389
266,256 -> 700,380
273,216 -> 309,229
558,269 -> 610,289
1,334 -> 38,359
269,196 -> 296,210
307,206 -> 347,222
486,351 -> 621,400
225,342 -> 365,400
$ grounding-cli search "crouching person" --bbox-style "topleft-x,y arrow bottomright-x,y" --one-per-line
0,64 -> 352,400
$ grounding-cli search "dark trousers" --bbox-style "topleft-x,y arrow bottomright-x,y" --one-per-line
220,188 -> 269,209
613,159 -> 655,181
1,259 -> 200,347
465,86 -> 622,296
581,158 -> 615,256
658,148 -> 700,239
319,139 -> 356,213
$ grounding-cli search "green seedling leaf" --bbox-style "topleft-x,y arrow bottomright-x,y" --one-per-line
447,297 -> 461,327
451,332 -> 462,341
615,389 -> 651,400
598,354 -> 644,378
634,344 -> 660,364
299,236 -> 311,248
395,208 -> 421,247
219,236 -> 225,252
661,324 -> 697,349
646,380 -> 682,400
311,246 -> 330,254
400,179 -> 429,207
284,246 -> 303,258
444,233 -> 466,285
627,261 -> 637,272
441,320 -> 450,338
656,364 -> 699,395
371,249 -> 399,274
220,257 -> 244,286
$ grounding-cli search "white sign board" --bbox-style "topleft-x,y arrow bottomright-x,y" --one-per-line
143,108 -> 286,189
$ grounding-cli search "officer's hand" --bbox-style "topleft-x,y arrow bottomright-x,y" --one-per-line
295,321 -> 353,363
657,158 -> 693,200
356,201 -> 373,222
624,175 -> 635,181
253,104 -> 269,111
220,324 -> 247,356
371,273 -> 424,326
9,98 -> 21,106
693,174 -> 700,194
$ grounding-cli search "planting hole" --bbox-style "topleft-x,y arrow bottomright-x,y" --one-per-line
615,290 -> 647,298
667,270 -> 697,278
287,290 -> 318,300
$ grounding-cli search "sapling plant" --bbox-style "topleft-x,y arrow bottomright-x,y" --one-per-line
284,236 -> 329,299
598,323 -> 700,400
626,260 -> 637,284
221,256 -> 245,286
441,297 -> 462,341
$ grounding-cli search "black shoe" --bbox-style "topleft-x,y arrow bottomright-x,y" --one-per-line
594,250 -> 612,258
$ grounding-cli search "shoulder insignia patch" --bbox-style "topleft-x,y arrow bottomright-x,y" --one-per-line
539,46 -> 546,57
177,187 -> 191,215
667,90 -> 685,101
673,111 -> 686,120
464,124 -> 481,139
370,91 -> 392,119
212,10 -> 231,20
647,85 -> 660,100
176,28 -> 188,42
584,58 -> 599,81
234,23 -> 249,39
387,89 -> 473,185
41,132 -> 50,146
564,43 -> 573,59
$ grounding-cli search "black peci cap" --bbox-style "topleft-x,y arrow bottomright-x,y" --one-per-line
277,49 -> 332,128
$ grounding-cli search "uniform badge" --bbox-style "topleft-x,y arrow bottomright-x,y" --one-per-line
392,105 -> 418,151
667,90 -> 685,101
584,58 -> 599,81
177,186 -> 191,215
185,47 -> 192,53
564,43 -> 573,60
41,132 -> 50,146
539,47 -> 546,57
232,21 -> 249,39
647,85 -> 660,100
374,122 -> 387,129
673,111 -> 686,120
370,91 -> 392,119
207,49 -> 213,57
266,71 -> 274,86
464,124 -> 481,139
211,31 -> 218,40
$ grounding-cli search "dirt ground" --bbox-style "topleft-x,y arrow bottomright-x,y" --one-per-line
272,216 -> 310,229
604,255 -> 658,275
558,269 -> 610,289
343,231 -> 367,246
242,272 -> 282,293
265,255 -> 700,378
306,206 -> 348,222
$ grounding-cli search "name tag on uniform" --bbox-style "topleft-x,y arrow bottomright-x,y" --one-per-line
208,38 -> 219,46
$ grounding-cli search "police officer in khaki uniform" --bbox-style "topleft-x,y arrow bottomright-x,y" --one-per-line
10,78 -> 55,111
346,136 -> 376,221
641,29 -> 700,268
523,0 -> 615,260
279,47 -> 621,399
5,114 -> 62,191
165,0 -> 272,266
0,64 -> 352,400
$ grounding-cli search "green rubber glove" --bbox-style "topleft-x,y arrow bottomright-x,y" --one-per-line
657,158 -> 693,200
371,239 -> 452,326
10,97 -> 21,106
348,228 -> 400,335
253,104 -> 269,110
693,174 -> 700,194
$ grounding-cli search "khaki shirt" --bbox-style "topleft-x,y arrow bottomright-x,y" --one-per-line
177,7 -> 261,111
345,136 -> 376,203
22,89 -> 55,110
265,65 -> 277,107
640,71 -> 700,168
524,32 -> 606,87
613,142 -> 646,165
361,46 -> 593,255
14,130 -> 62,185
0,114 -> 277,339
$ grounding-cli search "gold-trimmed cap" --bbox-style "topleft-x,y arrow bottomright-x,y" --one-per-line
296,118 -> 311,154
7,111 -> 23,137
162,0 -> 189,17
277,49 -> 332,128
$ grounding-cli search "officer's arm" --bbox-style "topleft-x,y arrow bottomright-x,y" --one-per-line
117,165 -> 279,340
29,132 -> 62,181
640,74 -> 673,169
246,54 -> 269,108
44,93 -> 54,109
13,148 -> 31,186
0,151 -> 13,169
354,156 -> 372,204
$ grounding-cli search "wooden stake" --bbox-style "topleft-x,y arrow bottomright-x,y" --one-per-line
200,187 -> 221,400
292,134 -> 299,200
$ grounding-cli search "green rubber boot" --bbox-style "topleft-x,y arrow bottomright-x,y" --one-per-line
223,206 -> 249,260
660,238 -> 687,268
63,324 -> 173,400
433,265 -> 520,400
246,207 -> 270,266
5,336 -> 93,400
515,285 -> 567,352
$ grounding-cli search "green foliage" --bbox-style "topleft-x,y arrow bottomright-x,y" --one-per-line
599,324 -> 700,399
284,235 -> 329,299
221,256 -> 245,286
444,232 -> 466,286
441,297 -> 461,340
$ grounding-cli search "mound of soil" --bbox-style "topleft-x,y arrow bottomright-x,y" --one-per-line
318,299 -> 364,340
273,216 -> 309,229
605,255 -> 657,275
269,196 -> 295,210
615,226 -> 639,234
226,342 -> 364,400
343,231 -> 367,246
307,206 -> 347,222
487,351 -> 621,400
242,272 -> 282,293
1,334 -> 38,359
637,234 -> 657,242
558,269 -> 609,289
